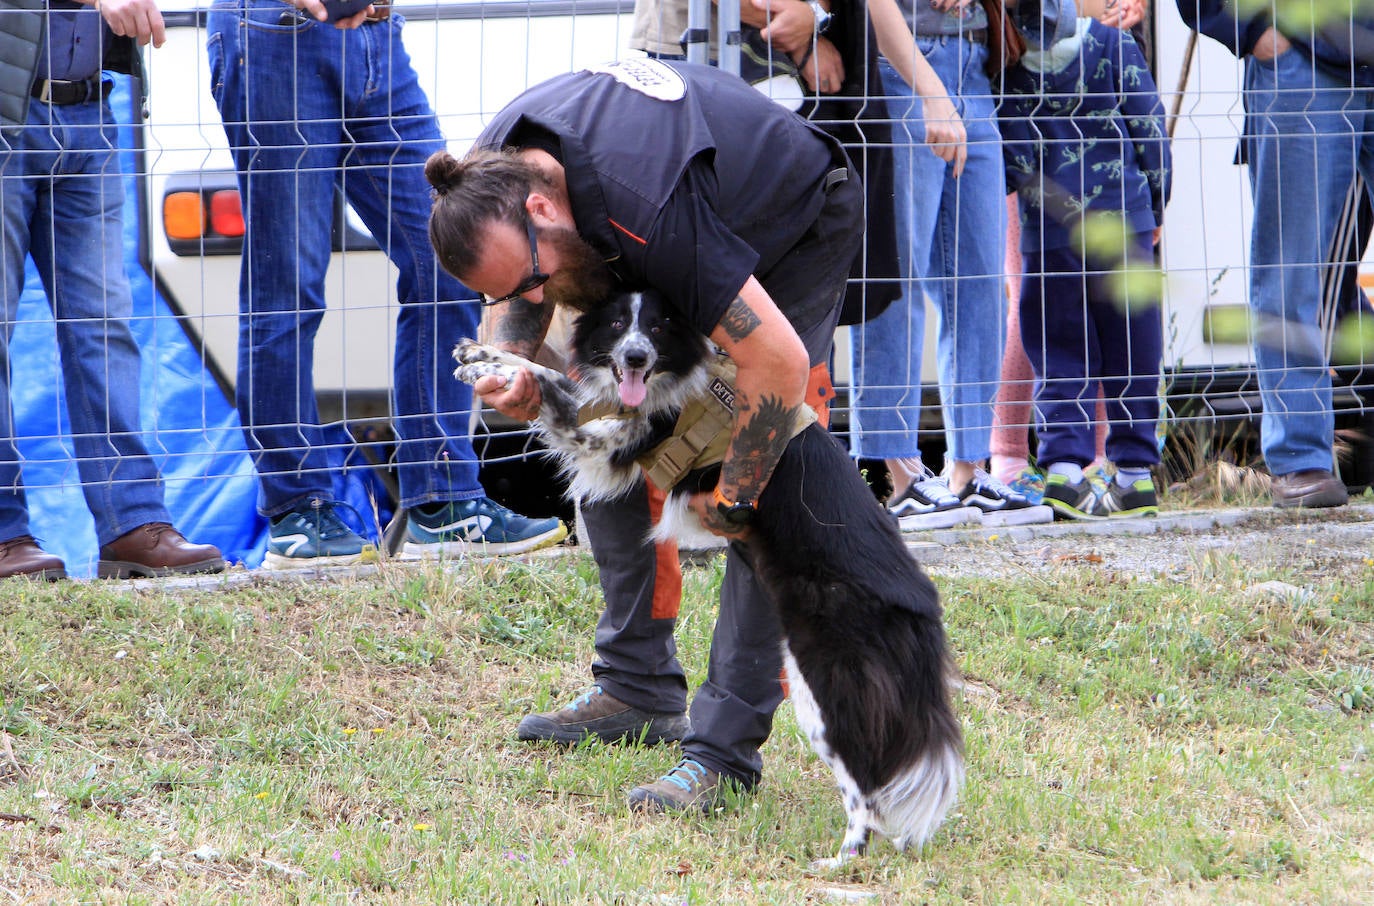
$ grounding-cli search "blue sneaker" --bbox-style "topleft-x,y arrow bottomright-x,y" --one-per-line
404,497 -> 568,557
1007,468 -> 1046,506
265,499 -> 379,569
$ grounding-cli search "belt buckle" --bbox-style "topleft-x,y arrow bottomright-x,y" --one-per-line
36,80 -> 53,104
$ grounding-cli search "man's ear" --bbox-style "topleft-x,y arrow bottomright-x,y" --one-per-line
525,192 -> 561,228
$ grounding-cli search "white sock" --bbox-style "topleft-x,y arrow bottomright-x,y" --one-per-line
1117,467 -> 1150,487
1047,462 -> 1084,483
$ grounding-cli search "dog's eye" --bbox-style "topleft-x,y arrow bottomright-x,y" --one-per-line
612,319 -> 625,330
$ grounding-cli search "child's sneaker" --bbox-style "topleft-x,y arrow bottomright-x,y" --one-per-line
887,469 -> 981,531
1044,473 -> 1104,521
1006,468 -> 1046,506
404,497 -> 568,557
956,469 -> 1053,527
265,499 -> 379,568
1089,476 -> 1160,518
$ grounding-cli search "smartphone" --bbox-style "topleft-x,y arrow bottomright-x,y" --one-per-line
321,0 -> 373,21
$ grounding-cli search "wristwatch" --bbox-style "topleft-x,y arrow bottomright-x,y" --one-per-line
712,486 -> 758,526
806,0 -> 832,34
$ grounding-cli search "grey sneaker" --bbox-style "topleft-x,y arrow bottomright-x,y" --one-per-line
627,757 -> 728,814
516,685 -> 689,746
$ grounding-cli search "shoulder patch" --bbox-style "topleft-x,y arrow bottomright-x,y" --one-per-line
584,60 -> 686,102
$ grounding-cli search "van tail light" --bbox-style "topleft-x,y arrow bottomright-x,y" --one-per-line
209,189 -> 245,238
163,191 -> 206,241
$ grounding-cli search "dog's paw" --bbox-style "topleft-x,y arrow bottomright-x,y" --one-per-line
453,339 -> 494,366
454,360 -> 520,389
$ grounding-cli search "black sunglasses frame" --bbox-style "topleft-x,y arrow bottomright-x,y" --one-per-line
482,216 -> 549,306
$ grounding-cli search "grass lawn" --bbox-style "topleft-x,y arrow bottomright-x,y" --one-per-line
1,545 -> 1370,904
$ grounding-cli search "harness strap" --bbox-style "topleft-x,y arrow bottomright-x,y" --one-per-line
640,354 -> 816,492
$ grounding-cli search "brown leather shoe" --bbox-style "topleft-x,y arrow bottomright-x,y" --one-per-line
97,523 -> 225,579
1271,469 -> 1349,509
0,535 -> 66,580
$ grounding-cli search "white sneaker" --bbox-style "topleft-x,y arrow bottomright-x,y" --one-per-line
887,469 -> 982,531
955,469 -> 1054,527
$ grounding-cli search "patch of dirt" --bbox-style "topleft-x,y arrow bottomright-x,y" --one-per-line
912,502 -> 1374,583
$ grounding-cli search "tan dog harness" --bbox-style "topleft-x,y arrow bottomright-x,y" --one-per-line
579,354 -> 817,492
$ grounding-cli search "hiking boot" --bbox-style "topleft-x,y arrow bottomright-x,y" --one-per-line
956,468 -> 1054,527
404,497 -> 567,557
1044,473 -> 1103,521
887,468 -> 981,531
265,499 -> 378,569
1089,476 -> 1160,518
627,757 -> 730,814
1271,469 -> 1349,509
516,685 -> 689,746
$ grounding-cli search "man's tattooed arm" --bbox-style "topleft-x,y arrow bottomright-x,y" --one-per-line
490,297 -> 555,359
717,295 -> 762,344
700,392 -> 802,537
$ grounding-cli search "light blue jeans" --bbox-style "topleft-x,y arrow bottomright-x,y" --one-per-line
1242,49 -> 1372,475
0,94 -> 172,546
208,0 -> 486,517
850,40 -> 1005,464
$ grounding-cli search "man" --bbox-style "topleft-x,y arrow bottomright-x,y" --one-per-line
0,0 -> 224,580
424,59 -> 864,810
1176,1 -> 1368,508
206,0 -> 566,567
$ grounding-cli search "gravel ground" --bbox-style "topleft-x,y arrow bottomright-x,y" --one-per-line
910,500 -> 1374,583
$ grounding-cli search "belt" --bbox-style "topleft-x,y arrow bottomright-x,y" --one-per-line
31,76 -> 106,106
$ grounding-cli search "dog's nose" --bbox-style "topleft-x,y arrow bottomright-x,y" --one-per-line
623,348 -> 651,370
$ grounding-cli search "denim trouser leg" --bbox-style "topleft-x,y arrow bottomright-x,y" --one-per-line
0,99 -> 170,546
208,2 -> 483,516
1243,52 -> 1374,474
872,44 -> 1005,467
849,61 -> 926,460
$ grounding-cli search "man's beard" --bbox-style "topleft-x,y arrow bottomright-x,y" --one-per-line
539,226 -> 615,313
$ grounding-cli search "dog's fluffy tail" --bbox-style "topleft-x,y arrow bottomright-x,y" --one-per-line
873,732 -> 965,851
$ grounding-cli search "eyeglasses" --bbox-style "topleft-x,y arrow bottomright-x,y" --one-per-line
482,216 -> 549,306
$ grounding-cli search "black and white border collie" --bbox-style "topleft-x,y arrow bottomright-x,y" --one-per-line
454,289 -> 964,867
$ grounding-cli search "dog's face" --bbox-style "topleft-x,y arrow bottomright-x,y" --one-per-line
570,289 -> 710,409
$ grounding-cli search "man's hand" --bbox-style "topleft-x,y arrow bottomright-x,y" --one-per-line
1097,0 -> 1145,31
795,37 -> 844,94
686,491 -> 753,541
753,0 -> 825,56
473,369 -> 543,422
93,0 -> 166,48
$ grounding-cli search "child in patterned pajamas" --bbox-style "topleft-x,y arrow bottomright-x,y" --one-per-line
997,15 -> 1172,519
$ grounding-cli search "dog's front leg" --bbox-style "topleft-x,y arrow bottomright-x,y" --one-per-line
452,339 -> 582,430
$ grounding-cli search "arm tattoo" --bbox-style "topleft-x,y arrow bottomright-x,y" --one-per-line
723,393 -> 801,502
718,296 -> 762,343
492,298 -> 554,359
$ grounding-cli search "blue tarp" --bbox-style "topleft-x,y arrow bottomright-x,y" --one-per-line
11,76 -> 269,575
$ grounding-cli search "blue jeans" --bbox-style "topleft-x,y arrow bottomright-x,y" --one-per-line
0,95 -> 172,547
1242,49 -> 1373,475
849,43 -> 1005,463
208,0 -> 485,516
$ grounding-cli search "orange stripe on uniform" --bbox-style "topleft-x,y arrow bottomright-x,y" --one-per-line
644,479 -> 682,620
806,361 -> 834,429
609,219 -> 648,245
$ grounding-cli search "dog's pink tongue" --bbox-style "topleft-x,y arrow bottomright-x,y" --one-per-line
619,370 -> 648,408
